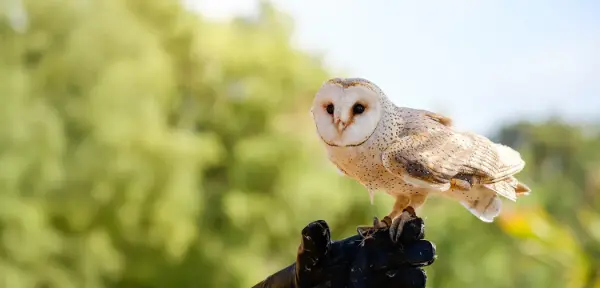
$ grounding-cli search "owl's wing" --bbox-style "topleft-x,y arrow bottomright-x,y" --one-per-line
423,112 -> 453,127
381,129 -> 526,194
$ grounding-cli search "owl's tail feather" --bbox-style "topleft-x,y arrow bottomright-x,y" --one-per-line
487,144 -> 526,183
444,186 -> 502,223
515,181 -> 531,196
483,176 -> 531,202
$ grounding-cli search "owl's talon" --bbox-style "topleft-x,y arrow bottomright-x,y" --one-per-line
357,215 -> 393,239
380,216 -> 393,227
373,216 -> 392,229
389,210 -> 417,243
356,225 -> 372,238
372,216 -> 381,227
403,206 -> 416,218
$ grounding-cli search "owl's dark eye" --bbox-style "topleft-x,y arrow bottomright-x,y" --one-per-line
326,103 -> 334,115
352,103 -> 365,115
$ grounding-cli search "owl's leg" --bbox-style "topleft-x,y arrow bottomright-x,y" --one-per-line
389,193 -> 426,243
357,193 -> 410,237
357,188 -> 389,238
356,216 -> 388,239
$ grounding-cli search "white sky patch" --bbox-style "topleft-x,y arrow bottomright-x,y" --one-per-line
185,0 -> 600,135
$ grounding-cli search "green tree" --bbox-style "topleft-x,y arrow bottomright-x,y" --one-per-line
0,0 -> 379,287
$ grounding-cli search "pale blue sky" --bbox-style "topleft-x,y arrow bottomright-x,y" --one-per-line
187,0 -> 600,134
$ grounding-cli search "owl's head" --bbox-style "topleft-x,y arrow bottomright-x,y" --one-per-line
310,77 -> 384,147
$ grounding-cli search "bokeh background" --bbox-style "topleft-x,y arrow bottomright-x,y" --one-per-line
1,0 -> 599,287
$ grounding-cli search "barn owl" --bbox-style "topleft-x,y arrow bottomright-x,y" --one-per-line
310,77 -> 531,242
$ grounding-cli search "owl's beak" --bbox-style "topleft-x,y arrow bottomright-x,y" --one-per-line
334,118 -> 348,132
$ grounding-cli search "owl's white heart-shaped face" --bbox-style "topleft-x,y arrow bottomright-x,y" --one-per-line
311,78 -> 383,147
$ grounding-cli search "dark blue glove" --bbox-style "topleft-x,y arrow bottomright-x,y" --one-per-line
253,217 -> 436,288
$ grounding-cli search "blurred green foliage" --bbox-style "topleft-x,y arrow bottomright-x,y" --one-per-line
0,0 -> 598,287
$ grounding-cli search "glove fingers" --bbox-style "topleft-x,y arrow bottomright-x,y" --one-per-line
360,238 -> 435,270
296,220 -> 332,284
397,217 -> 425,243
349,267 -> 426,288
299,220 -> 331,258
396,240 -> 436,267
376,268 -> 427,288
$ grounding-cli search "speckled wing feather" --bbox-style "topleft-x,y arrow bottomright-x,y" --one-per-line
380,120 -> 525,194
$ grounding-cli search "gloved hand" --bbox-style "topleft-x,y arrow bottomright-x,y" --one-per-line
252,216 -> 436,288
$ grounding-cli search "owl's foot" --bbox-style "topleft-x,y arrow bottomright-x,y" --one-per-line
389,206 -> 417,243
356,216 -> 392,239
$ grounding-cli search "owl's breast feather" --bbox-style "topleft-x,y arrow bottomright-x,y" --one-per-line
325,143 -> 388,185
